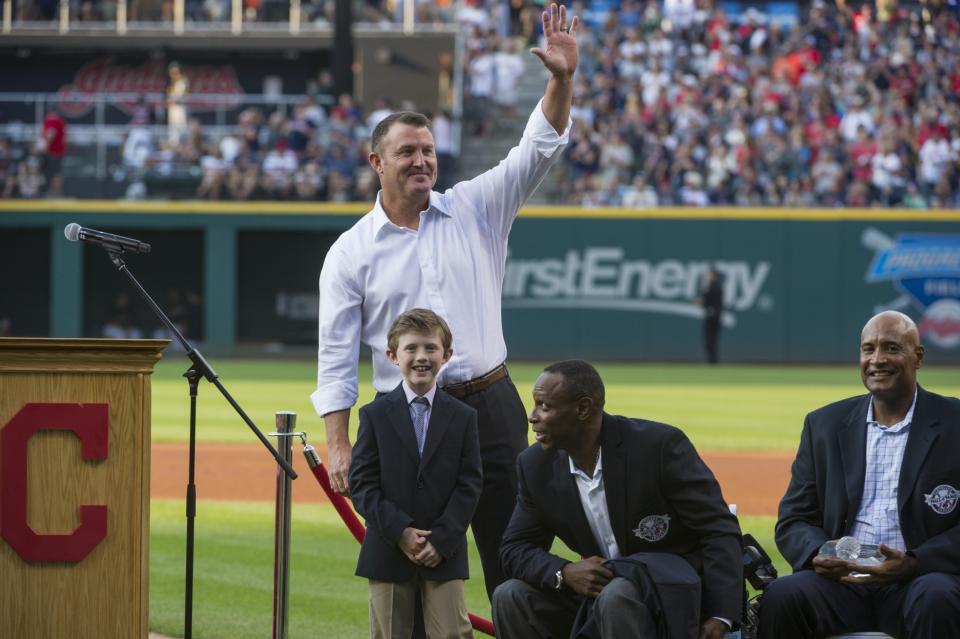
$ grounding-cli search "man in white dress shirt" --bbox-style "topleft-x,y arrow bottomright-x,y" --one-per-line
312,3 -> 580,599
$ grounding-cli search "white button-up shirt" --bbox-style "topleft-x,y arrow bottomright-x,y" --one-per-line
569,450 -> 621,560
850,391 -> 917,551
311,100 -> 570,416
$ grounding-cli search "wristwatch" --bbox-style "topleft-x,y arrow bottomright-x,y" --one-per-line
553,567 -> 565,590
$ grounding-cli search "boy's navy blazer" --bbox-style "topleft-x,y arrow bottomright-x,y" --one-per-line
350,383 -> 482,582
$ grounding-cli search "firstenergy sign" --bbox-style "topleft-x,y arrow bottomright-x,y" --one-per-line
502,247 -> 772,327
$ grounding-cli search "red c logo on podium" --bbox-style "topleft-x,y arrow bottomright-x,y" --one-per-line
0,403 -> 108,562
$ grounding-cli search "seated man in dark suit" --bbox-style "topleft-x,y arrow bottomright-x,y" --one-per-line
493,359 -> 742,639
759,311 -> 960,639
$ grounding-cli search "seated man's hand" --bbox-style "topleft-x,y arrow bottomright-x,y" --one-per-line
415,541 -> 442,568
399,527 -> 431,564
700,618 -> 728,639
812,553 -> 855,580
840,544 -> 919,586
561,556 -> 613,599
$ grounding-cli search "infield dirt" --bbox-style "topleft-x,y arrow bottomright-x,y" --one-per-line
152,443 -> 792,517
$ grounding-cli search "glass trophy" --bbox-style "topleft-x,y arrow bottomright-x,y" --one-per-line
819,536 -> 884,575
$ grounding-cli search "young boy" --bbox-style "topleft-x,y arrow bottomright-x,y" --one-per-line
349,308 -> 482,639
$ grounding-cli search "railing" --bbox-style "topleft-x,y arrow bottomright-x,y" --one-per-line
0,92 -> 336,180
0,0 -> 443,35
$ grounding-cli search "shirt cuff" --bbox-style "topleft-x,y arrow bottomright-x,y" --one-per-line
710,616 -> 732,631
310,385 -> 357,417
524,98 -> 572,159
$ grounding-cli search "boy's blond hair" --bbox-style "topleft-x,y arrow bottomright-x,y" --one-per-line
387,308 -> 453,352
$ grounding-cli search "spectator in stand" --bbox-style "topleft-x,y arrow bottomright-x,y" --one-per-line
196,148 -> 227,199
166,62 -> 189,147
466,41 -> 495,135
177,118 -> 207,165
431,110 -> 457,191
260,138 -> 298,199
16,154 -> 44,199
102,293 -> 143,340
0,137 -> 19,199
261,110 -> 289,152
918,129 -> 952,199
491,38 -> 526,120
597,130 -> 634,188
679,171 -> 709,206
39,110 -> 67,197
847,125 -> 877,185
325,170 -> 351,202
621,174 -> 658,207
366,96 -> 394,135
226,142 -> 260,200
293,160 -> 324,200
289,104 -> 318,159
812,149 -> 843,206
871,136 -> 905,205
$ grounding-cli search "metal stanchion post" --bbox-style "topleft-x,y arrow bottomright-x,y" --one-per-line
270,412 -> 300,639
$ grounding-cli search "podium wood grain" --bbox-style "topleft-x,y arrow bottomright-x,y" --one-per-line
0,338 -> 167,639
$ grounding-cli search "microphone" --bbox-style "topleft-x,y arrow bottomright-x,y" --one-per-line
64,223 -> 151,254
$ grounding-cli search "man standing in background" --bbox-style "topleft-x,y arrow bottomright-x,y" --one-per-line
39,110 -> 67,197
700,267 -> 724,364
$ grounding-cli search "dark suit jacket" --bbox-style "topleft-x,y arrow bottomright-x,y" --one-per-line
776,386 -> 960,575
350,384 -> 482,582
499,413 -> 743,624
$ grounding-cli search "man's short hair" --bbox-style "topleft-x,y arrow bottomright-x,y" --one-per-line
387,308 -> 452,352
543,359 -> 606,410
371,111 -> 432,153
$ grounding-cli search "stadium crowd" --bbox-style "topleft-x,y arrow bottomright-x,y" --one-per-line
117,92 -> 391,202
543,0 -> 960,208
3,0 -> 960,208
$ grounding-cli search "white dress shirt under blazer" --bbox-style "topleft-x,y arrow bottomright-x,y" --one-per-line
312,99 -> 571,417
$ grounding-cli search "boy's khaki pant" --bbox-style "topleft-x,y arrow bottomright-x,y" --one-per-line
369,577 -> 473,639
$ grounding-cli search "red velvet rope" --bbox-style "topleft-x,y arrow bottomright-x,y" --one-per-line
306,458 -> 496,637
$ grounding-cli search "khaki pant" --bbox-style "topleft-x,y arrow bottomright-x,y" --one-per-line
369,577 -> 472,639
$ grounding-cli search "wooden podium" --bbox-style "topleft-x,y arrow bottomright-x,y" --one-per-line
0,338 -> 168,639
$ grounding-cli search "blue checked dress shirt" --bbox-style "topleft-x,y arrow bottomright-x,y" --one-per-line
850,391 -> 918,551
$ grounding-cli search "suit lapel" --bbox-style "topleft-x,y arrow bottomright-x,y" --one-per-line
549,451 -> 602,557
837,397 -> 869,529
600,415 -> 628,552
419,390 -> 451,470
898,387 -> 940,512
385,386 -> 421,467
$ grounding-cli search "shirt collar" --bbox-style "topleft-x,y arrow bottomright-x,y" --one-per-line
866,388 -> 918,433
568,448 -> 603,480
402,380 -> 438,406
370,190 -> 451,241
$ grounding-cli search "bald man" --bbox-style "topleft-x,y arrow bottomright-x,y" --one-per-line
759,311 -> 960,639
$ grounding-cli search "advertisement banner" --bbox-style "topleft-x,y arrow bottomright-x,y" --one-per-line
500,217 -> 960,363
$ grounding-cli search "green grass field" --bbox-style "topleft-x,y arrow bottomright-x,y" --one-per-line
148,359 -> 959,638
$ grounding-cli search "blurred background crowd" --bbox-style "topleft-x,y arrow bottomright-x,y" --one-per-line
2,0 -> 959,208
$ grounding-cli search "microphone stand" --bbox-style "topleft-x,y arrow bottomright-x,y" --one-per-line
102,246 -> 297,639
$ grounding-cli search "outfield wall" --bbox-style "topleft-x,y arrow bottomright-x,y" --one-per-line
2,202 -> 958,363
